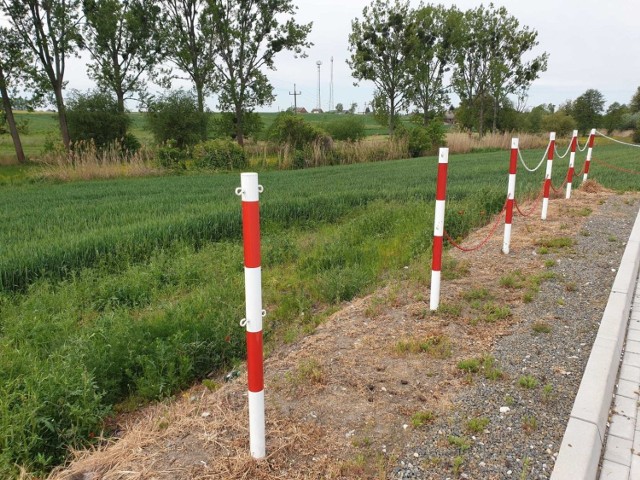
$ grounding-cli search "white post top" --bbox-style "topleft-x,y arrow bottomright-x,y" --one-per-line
550,132 -> 556,141
591,128 -> 596,135
438,147 -> 449,164
572,130 -> 578,137
240,172 -> 260,202
511,138 -> 519,149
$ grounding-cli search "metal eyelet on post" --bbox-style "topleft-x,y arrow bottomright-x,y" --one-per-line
235,187 -> 243,196
239,318 -> 247,328
262,309 -> 267,317
258,185 -> 264,193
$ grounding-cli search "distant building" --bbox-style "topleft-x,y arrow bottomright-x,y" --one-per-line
311,108 -> 324,114
294,107 -> 308,114
444,107 -> 455,125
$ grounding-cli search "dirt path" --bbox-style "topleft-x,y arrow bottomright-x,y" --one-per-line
50,184 -> 640,480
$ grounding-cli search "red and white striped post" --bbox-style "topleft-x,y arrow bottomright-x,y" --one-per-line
236,172 -> 265,459
565,130 -> 578,199
582,128 -> 596,182
502,138 -> 518,254
430,148 -> 449,311
541,132 -> 556,220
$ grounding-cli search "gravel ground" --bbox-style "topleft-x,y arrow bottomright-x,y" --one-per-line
393,195 -> 640,480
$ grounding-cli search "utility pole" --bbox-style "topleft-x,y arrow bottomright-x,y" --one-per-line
289,84 -> 301,112
329,56 -> 334,112
316,61 -> 322,111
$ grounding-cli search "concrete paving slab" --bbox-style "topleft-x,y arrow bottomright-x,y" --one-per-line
623,352 -> 640,368
630,456 -> 640,480
627,328 -> 640,342
613,395 -> 638,418
616,379 -> 639,399
608,414 -> 635,440
626,340 -> 640,354
619,364 -> 640,383
603,435 -> 633,467
599,459 -> 629,480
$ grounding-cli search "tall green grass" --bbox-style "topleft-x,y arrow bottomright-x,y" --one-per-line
0,144 -> 637,476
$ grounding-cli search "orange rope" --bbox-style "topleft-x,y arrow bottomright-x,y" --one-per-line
443,199 -> 508,252
514,184 -> 545,217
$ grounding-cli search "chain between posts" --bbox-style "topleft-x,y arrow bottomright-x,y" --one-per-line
443,198 -> 508,252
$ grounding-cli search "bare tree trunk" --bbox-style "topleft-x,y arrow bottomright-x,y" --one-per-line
0,69 -> 26,163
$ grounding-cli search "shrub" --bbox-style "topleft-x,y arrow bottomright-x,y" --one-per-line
411,122 -> 444,156
147,90 -> 207,149
192,139 -> 247,170
66,90 -> 129,149
323,115 -> 366,142
633,119 -> 640,144
540,112 -> 577,137
156,144 -> 188,168
267,111 -> 326,149
210,111 -> 264,141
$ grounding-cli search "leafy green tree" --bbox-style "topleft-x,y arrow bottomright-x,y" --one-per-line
452,4 -> 547,135
206,0 -> 312,146
82,0 -> 165,113
0,27 -> 30,163
323,115 -> 365,141
162,0 -> 216,131
335,102 -> 344,113
1,0 -> 83,150
541,111 -> 577,137
407,4 -> 461,125
147,90 -> 208,149
348,0 -> 415,134
210,111 -> 264,142
485,7 -> 548,132
630,86 -> 640,114
66,90 -> 130,148
573,89 -> 605,133
267,111 -> 324,149
602,102 -> 628,133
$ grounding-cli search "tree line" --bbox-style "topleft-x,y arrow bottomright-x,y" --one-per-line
0,0 -> 312,162
348,0 -> 549,136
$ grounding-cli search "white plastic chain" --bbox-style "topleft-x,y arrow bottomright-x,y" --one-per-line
517,141 -> 550,172
554,140 -> 571,159
576,137 -> 589,152
595,130 -> 640,148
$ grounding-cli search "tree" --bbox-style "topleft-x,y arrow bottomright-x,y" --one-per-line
541,111 -> 577,137
0,27 -> 29,163
573,89 -> 605,133
348,0 -> 415,134
66,90 -> 130,148
602,102 -> 628,133
206,0 -> 312,146
82,0 -> 165,113
335,102 -> 344,113
147,90 -> 208,149
629,86 -> 640,114
452,4 -> 548,135
485,6 -> 548,132
407,4 -> 461,125
1,0 -> 83,150
162,0 -> 216,134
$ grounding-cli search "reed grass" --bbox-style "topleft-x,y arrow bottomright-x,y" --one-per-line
36,141 -> 160,181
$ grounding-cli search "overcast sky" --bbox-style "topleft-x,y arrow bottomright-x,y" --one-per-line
4,0 -> 640,113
